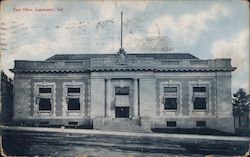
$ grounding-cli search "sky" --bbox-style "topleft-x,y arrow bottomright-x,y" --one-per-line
0,0 -> 249,94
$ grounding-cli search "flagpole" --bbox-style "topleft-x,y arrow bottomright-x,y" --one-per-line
121,12 -> 123,49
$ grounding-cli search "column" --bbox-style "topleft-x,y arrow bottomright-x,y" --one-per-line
139,78 -> 156,117
90,78 -> 105,118
133,78 -> 139,117
106,78 -> 112,117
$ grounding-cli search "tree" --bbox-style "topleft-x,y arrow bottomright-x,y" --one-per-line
232,88 -> 249,116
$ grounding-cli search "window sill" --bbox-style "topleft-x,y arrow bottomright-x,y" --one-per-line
192,110 -> 207,112
163,110 -> 178,112
66,110 -> 81,113
37,111 -> 52,116
66,111 -> 81,116
67,94 -> 81,97
38,110 -> 52,113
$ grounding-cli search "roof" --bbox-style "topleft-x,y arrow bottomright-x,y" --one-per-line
46,53 -> 199,60
12,53 -> 236,73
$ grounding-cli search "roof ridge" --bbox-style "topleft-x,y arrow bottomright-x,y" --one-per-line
46,53 -> 199,60
52,52 -> 193,55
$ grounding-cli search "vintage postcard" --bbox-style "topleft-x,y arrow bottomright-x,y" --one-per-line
0,0 -> 249,156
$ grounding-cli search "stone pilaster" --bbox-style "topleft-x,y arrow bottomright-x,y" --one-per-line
106,78 -> 112,117
90,78 -> 105,118
133,78 -> 139,117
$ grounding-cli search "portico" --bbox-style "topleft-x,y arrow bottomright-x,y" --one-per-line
90,70 -> 145,129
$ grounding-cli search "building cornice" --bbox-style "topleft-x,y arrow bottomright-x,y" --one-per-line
10,67 -> 236,73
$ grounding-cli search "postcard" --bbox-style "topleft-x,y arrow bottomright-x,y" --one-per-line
0,0 -> 249,156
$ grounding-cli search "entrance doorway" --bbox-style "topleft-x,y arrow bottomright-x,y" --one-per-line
115,86 -> 130,118
115,107 -> 129,118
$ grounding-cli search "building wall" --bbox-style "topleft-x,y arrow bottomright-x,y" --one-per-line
151,71 -> 234,133
214,72 -> 234,132
155,72 -> 216,117
90,78 -> 105,118
13,73 -> 90,126
12,70 -> 234,132
13,76 -> 31,120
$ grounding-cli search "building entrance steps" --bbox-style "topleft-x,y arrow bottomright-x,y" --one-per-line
99,118 -> 151,133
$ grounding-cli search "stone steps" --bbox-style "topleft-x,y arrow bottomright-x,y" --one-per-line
100,119 -> 151,133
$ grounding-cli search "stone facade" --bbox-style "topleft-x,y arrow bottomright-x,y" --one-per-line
11,53 -> 236,133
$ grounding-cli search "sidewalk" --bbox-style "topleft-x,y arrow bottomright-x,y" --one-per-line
0,125 -> 249,142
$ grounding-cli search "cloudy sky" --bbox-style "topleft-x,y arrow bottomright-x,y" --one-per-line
0,0 -> 249,94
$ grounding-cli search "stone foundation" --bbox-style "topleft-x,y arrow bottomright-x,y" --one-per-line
151,117 -> 235,133
12,117 -> 91,127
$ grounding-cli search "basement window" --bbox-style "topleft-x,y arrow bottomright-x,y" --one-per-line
196,121 -> 206,127
68,122 -> 78,126
167,121 -> 176,127
39,98 -> 51,111
39,122 -> 49,126
68,98 -> 80,110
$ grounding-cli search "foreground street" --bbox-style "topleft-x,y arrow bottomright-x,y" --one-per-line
1,127 -> 249,156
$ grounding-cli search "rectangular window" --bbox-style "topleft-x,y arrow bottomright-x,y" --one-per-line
164,87 -> 177,93
193,87 -> 206,92
167,121 -> 176,127
35,84 -> 54,114
163,85 -> 179,111
68,88 -> 80,93
68,98 -> 80,110
39,88 -> 51,93
196,121 -> 206,127
115,87 -> 129,95
193,97 -> 206,110
39,98 -> 51,111
164,98 -> 177,110
193,86 -> 207,110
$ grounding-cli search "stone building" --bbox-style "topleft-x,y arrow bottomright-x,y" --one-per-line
10,49 -> 236,133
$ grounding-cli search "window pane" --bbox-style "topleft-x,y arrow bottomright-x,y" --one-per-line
167,121 -> 176,127
39,98 -> 51,110
193,87 -> 206,92
164,87 -> 177,93
68,88 -> 80,93
164,98 -> 177,110
39,88 -> 51,93
196,121 -> 206,127
115,87 -> 129,95
68,98 -> 80,110
194,97 -> 206,110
